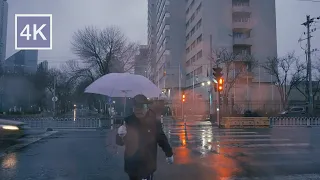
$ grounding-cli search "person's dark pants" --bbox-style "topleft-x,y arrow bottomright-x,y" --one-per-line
129,173 -> 154,180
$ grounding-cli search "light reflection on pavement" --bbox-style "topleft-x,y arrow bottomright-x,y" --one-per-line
159,118 -> 320,179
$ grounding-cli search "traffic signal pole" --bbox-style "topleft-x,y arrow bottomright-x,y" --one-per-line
216,83 -> 220,127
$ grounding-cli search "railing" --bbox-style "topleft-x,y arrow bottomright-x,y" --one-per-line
269,117 -> 320,127
12,117 -> 101,129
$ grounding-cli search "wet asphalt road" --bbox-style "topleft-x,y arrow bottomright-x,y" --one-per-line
1,118 -> 320,179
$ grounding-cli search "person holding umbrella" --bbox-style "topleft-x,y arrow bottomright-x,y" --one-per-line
116,94 -> 173,180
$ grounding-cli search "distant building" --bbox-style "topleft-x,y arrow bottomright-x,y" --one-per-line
0,0 -> 8,64
5,50 -> 38,74
38,60 -> 49,71
134,45 -> 148,76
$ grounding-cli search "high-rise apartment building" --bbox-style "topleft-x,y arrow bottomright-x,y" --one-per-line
148,0 -> 186,99
147,0 -> 157,82
185,0 -> 277,109
0,0 -> 8,65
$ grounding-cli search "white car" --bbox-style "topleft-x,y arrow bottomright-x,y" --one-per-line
279,106 -> 306,116
0,119 -> 31,141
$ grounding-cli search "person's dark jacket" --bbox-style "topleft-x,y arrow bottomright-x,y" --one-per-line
116,110 -> 173,177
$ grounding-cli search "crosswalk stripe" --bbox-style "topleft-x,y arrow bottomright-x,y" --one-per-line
242,150 -> 316,155
164,128 -> 245,132
237,143 -> 310,148
221,174 -> 320,180
213,138 -> 290,142
169,138 -> 289,144
167,132 -> 257,135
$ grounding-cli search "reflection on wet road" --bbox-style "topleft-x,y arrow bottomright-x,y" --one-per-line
162,118 -> 320,179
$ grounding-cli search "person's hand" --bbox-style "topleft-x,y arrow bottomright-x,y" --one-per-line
166,156 -> 174,164
117,124 -> 127,137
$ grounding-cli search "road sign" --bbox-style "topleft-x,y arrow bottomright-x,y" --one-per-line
52,96 -> 58,102
15,14 -> 52,50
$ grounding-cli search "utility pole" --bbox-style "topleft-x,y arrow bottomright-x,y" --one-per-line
301,15 -> 320,115
53,76 -> 56,116
209,35 -> 213,118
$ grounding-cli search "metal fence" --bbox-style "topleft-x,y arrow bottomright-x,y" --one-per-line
269,117 -> 320,127
12,117 -> 101,129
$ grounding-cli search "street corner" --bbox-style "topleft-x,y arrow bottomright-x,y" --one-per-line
0,130 -> 58,159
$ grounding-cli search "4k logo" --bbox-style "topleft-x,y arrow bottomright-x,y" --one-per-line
15,14 -> 52,50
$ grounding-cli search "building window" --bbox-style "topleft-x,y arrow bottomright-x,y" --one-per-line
233,12 -> 251,22
186,47 -> 190,53
196,3 -> 202,15
195,66 -> 202,75
196,19 -> 202,30
197,34 -> 202,43
190,27 -> 195,36
190,13 -> 195,23
191,55 -> 196,63
232,0 -> 250,7
196,50 -> 202,59
191,41 -> 196,49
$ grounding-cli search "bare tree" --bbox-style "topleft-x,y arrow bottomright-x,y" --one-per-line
261,52 -> 306,109
211,48 -> 257,113
71,26 -> 138,77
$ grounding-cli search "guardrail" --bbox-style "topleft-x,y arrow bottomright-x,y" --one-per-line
11,118 -> 101,129
269,117 -> 320,127
220,117 -> 269,128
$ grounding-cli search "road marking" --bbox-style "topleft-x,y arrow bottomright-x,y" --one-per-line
239,143 -> 310,148
221,173 -> 320,180
53,128 -> 97,131
167,131 -> 256,134
242,150 -> 314,155
213,138 -> 290,142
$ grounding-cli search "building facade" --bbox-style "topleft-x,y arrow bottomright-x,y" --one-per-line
184,0 -> 278,111
148,0 -> 186,99
147,0 -> 157,82
5,50 -> 39,74
134,45 -> 148,76
0,0 -> 8,64
38,60 -> 49,72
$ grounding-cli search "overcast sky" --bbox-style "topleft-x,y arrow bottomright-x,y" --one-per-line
5,0 -> 320,67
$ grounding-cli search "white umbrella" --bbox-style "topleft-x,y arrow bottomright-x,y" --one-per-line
85,73 -> 162,98
85,73 -> 164,115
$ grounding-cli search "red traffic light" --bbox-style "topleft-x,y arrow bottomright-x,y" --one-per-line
182,94 -> 186,102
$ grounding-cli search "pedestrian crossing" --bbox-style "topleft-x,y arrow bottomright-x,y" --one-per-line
161,119 -> 320,179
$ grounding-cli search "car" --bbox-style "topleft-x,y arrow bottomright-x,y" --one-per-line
279,106 -> 306,116
0,119 -> 31,141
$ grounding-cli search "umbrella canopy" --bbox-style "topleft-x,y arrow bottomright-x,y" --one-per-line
85,73 -> 163,98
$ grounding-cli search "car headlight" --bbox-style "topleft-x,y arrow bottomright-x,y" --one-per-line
1,125 -> 19,130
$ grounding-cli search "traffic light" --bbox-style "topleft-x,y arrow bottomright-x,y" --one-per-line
182,94 -> 186,102
213,67 -> 223,80
218,78 -> 224,92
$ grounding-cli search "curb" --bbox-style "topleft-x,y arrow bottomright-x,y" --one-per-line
0,131 -> 58,159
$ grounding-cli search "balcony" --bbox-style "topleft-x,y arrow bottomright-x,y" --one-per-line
233,37 -> 252,45
232,5 -> 252,13
233,20 -> 252,30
